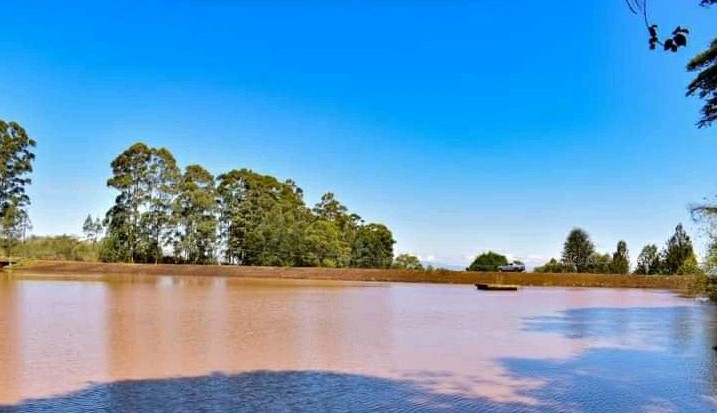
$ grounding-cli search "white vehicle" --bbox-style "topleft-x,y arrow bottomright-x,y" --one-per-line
497,262 -> 525,272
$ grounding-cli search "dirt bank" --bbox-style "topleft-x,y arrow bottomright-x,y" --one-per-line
5,260 -> 691,289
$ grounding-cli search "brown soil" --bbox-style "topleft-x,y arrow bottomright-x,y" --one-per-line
6,260 -> 690,289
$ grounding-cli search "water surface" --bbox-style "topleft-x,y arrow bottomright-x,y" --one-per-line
0,274 -> 715,412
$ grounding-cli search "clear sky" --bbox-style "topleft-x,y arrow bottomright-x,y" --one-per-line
0,0 -> 714,268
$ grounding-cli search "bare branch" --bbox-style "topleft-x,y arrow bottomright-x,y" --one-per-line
625,0 -> 640,14
690,204 -> 717,221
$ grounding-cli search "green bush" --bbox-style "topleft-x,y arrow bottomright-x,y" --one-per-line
17,235 -> 100,261
466,251 -> 508,272
534,258 -> 575,273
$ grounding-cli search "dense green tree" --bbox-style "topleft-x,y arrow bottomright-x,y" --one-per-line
0,120 -> 36,256
634,244 -> 662,275
302,220 -> 348,267
173,165 -> 218,264
561,228 -> 595,273
696,239 -> 717,299
684,1 -> 716,128
0,205 -> 30,257
611,240 -> 630,274
216,169 -> 247,264
466,251 -> 508,272
662,223 -> 695,275
313,192 -> 348,223
314,192 -> 361,229
691,188 -> 717,301
312,192 -> 361,257
248,200 -> 310,267
705,238 -> 717,270
677,253 -> 701,275
98,144 -> 395,268
533,258 -> 573,273
351,223 -> 395,269
216,169 -> 310,266
687,36 -> 717,128
105,143 -> 179,263
145,147 -> 181,262
587,252 -> 613,274
308,192 -> 359,267
99,232 -> 130,263
99,213 -> 130,262
104,143 -> 153,263
393,253 -> 424,270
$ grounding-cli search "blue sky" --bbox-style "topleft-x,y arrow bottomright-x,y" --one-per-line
0,1 -> 714,268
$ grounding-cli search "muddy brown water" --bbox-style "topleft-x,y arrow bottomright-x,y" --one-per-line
0,274 -> 715,412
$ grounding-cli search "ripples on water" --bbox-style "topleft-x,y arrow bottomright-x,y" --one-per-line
0,275 -> 715,412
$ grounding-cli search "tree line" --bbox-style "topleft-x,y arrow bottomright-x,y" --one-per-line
465,224 -> 700,276
0,124 -> 426,271
90,142 -> 396,268
0,118 -> 713,295
533,225 -> 698,275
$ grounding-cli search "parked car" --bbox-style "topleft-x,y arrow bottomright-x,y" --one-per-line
497,262 -> 525,272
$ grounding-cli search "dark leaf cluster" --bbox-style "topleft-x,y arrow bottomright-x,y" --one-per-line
647,25 -> 689,52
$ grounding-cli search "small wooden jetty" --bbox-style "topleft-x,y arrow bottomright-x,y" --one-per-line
475,283 -> 520,291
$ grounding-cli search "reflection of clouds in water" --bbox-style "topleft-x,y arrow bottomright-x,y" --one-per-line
499,345 -> 717,413
406,303 -> 717,408
383,289 -> 702,405
401,370 -> 545,406
504,304 -> 717,412
522,306 -> 710,352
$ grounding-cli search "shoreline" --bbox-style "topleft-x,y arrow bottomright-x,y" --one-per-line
4,260 -> 691,290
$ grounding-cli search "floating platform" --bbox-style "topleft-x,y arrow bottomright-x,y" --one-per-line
475,283 -> 520,291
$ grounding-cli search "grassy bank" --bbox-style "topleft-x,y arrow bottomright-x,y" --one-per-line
5,260 -> 691,290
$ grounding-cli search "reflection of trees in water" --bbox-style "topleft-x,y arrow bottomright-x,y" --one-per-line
0,280 -> 109,405
104,278 -> 395,377
0,281 -> 20,403
292,287 -> 393,369
711,314 -> 717,390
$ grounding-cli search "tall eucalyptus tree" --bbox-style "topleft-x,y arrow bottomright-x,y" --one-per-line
173,164 -> 218,264
104,142 -> 178,263
0,120 -> 36,256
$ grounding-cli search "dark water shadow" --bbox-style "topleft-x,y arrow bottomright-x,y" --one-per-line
0,370 -> 530,413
